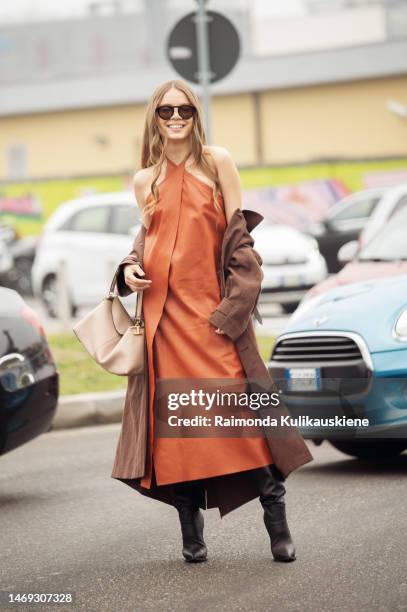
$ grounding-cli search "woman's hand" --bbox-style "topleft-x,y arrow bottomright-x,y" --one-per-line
124,263 -> 152,293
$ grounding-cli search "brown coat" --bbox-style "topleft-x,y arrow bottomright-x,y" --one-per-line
110,207 -> 313,485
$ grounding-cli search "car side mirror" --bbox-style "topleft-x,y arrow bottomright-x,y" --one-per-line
337,240 -> 359,263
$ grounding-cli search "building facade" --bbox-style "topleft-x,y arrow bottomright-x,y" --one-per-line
0,0 -> 406,181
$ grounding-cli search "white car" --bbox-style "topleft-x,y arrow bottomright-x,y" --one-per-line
359,182 -> 407,248
31,192 -> 141,317
252,222 -> 328,313
337,182 -> 407,263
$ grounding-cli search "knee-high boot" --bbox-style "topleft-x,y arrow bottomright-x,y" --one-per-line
173,480 -> 207,563
254,465 -> 296,562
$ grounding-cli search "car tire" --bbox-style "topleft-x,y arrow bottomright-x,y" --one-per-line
13,256 -> 34,295
42,274 -> 76,319
282,302 -> 299,314
329,439 -> 407,459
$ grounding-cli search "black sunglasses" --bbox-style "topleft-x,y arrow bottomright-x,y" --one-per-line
155,104 -> 196,120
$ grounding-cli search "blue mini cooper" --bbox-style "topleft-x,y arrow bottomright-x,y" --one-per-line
268,274 -> 407,459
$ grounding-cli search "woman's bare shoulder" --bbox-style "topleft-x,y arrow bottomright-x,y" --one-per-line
132,167 -> 154,207
133,167 -> 153,190
203,145 -> 232,165
204,146 -> 238,179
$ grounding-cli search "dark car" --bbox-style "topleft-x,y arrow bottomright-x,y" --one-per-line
309,188 -> 386,273
0,287 -> 59,455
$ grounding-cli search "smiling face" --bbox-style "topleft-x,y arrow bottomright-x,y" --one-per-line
155,87 -> 195,142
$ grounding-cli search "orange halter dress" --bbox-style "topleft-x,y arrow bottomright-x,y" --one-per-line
140,154 -> 273,490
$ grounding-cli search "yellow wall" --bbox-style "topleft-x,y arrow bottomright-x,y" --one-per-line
212,93 -> 257,166
0,75 -> 406,180
0,105 -> 146,179
260,75 -> 407,163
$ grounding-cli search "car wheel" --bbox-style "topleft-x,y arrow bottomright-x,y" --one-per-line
42,275 -> 76,319
282,302 -> 298,314
42,275 -> 59,318
329,439 -> 406,459
13,257 -> 33,295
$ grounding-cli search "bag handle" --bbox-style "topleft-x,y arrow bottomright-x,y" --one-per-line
108,268 -> 144,323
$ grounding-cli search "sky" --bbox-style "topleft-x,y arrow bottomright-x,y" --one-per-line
0,0 -> 307,24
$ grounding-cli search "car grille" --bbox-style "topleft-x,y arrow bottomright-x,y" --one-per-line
272,335 -> 363,362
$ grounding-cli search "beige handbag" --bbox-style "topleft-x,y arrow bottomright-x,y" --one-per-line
72,271 -> 144,376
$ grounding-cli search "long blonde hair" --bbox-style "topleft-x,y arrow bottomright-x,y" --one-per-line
140,79 -> 222,216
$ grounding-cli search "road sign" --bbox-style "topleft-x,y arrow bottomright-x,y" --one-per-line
167,10 -> 240,85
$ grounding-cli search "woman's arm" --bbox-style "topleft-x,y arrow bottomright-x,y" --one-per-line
133,168 -> 152,230
114,170 -> 152,296
206,148 -> 264,339
208,146 -> 244,334
209,146 -> 242,224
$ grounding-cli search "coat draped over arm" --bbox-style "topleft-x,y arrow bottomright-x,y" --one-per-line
208,208 -> 263,340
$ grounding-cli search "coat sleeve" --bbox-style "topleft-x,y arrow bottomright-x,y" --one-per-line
114,226 -> 146,297
208,232 -> 264,341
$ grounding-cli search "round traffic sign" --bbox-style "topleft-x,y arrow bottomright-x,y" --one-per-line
167,11 -> 240,84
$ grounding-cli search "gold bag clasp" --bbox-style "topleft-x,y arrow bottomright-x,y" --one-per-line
131,318 -> 144,335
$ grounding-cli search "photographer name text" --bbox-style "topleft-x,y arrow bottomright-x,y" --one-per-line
167,415 -> 370,428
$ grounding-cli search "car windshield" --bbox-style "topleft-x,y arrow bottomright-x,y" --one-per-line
330,194 -> 382,222
358,204 -> 407,261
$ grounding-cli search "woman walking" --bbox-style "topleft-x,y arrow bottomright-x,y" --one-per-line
111,79 -> 313,563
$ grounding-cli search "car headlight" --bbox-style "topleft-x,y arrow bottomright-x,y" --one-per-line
394,309 -> 407,341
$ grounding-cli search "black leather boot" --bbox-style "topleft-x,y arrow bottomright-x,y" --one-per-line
173,480 -> 207,563
254,465 -> 296,562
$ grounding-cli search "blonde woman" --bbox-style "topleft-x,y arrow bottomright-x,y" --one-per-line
111,79 -> 313,563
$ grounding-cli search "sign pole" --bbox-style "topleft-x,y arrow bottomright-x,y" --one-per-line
195,0 -> 212,143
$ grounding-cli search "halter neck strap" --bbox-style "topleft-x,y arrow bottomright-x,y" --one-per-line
165,150 -> 192,168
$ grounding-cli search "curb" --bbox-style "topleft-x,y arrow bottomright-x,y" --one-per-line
50,389 -> 126,430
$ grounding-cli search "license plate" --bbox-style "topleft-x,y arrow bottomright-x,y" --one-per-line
284,367 -> 321,392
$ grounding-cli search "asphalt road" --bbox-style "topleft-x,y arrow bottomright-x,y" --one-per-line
1,425 -> 406,612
